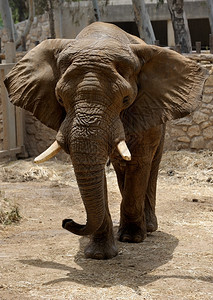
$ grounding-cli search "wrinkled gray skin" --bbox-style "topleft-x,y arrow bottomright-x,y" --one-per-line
5,22 -> 206,259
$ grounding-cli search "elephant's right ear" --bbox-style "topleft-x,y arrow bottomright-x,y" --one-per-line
122,44 -> 207,134
4,39 -> 73,131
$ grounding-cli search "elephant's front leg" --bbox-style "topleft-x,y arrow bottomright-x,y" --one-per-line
112,126 -> 163,243
145,144 -> 164,233
84,175 -> 118,259
113,159 -> 152,243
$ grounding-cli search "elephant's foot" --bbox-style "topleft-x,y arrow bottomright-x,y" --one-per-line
84,236 -> 118,260
146,212 -> 158,233
118,223 -> 147,243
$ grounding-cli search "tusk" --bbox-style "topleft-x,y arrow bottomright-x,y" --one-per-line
117,140 -> 131,161
34,141 -> 62,164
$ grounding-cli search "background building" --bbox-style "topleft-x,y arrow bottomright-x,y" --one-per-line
54,0 -> 211,50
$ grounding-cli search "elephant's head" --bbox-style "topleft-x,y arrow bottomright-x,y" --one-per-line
5,22 -> 206,237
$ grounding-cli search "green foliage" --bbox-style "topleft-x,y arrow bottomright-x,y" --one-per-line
7,0 -> 50,23
4,0 -> 94,26
9,0 -> 28,23
35,0 -> 49,16
0,14 -> 3,28
156,0 -> 164,9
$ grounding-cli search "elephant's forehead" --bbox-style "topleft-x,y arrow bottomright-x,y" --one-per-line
62,38 -> 132,61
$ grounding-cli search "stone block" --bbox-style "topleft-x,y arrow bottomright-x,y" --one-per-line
203,126 -> 213,139
201,121 -> 212,129
26,126 -> 36,135
204,87 -> 213,94
205,74 -> 213,86
190,136 -> 205,149
206,141 -> 213,150
202,103 -> 213,110
177,136 -> 190,143
176,142 -> 189,150
200,108 -> 211,115
187,125 -> 200,137
170,127 -> 185,137
202,94 -> 213,104
172,117 -> 193,126
192,111 -> 208,124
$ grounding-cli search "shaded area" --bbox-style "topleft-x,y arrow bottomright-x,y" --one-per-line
20,231 -> 180,289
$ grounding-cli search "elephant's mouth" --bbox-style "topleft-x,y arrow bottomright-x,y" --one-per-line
34,139 -> 131,164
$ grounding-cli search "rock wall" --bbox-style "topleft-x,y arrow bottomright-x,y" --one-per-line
24,112 -> 70,161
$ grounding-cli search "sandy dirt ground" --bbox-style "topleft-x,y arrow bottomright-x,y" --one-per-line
0,150 -> 212,300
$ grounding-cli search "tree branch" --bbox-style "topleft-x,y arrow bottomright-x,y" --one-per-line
132,0 -> 155,44
15,0 -> 35,49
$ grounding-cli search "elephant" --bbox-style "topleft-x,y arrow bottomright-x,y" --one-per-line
4,22 -> 206,259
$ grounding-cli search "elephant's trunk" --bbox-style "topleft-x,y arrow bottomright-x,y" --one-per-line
59,105 -> 128,236
34,103 -> 131,237
63,161 -> 106,236
62,129 -> 109,236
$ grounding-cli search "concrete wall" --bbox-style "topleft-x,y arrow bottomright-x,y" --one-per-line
53,0 -> 210,39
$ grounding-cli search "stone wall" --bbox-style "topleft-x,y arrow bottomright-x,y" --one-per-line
0,13 -> 50,52
164,64 -> 213,151
24,112 -> 70,161
0,90 -> 3,151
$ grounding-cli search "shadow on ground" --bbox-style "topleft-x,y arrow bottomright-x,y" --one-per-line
19,229 -> 213,291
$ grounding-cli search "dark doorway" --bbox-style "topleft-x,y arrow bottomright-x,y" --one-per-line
112,21 -> 167,46
188,18 -> 211,50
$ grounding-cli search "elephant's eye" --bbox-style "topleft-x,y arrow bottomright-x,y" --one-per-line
123,96 -> 130,105
57,97 -> 64,106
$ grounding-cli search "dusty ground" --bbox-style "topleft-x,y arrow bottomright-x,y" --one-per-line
0,150 -> 212,300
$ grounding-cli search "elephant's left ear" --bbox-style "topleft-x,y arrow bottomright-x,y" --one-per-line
4,39 -> 74,131
122,44 -> 207,133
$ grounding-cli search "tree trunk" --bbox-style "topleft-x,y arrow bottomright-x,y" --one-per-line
92,0 -> 101,21
132,0 -> 155,45
207,0 -> 213,34
15,0 -> 35,49
0,0 -> 34,48
47,0 -> 56,39
0,0 -> 14,42
167,0 -> 192,53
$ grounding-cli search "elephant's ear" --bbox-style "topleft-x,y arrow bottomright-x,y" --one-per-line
122,44 -> 207,134
4,39 -> 73,131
